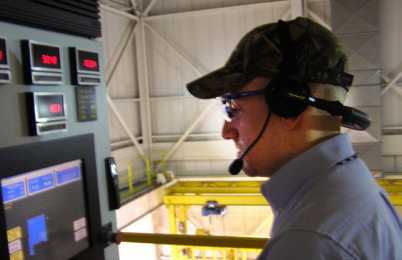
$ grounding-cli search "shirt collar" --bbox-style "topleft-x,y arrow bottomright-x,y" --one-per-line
261,133 -> 355,216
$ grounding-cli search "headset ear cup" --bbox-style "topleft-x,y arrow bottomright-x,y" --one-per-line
265,74 -> 310,118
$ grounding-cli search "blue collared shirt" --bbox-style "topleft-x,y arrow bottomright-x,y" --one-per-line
258,134 -> 402,259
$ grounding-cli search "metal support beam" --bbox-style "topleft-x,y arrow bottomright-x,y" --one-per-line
308,10 -> 331,31
100,4 -> 139,21
143,22 -> 215,165
381,71 -> 402,96
290,0 -> 305,18
168,204 -> 179,259
121,232 -> 268,249
165,101 -> 216,161
164,195 -> 268,206
178,205 -> 190,234
143,0 -> 159,17
135,18 -> 153,154
144,2 -> 287,21
106,24 -> 137,86
106,95 -> 145,156
164,180 -> 402,206
144,23 -> 205,76
129,0 -> 139,12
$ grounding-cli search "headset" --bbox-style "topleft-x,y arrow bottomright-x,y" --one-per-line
228,20 -> 371,175
264,20 -> 371,131
265,72 -> 371,130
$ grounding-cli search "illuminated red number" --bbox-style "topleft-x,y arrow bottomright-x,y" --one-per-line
83,59 -> 97,69
0,50 -> 3,61
51,56 -> 57,65
42,55 -> 58,65
50,104 -> 62,114
42,55 -> 49,64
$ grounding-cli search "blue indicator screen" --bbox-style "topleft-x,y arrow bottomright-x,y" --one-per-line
27,173 -> 54,194
1,180 -> 26,203
27,214 -> 48,255
56,166 -> 80,185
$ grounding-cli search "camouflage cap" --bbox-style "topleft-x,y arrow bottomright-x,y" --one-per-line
186,17 -> 352,99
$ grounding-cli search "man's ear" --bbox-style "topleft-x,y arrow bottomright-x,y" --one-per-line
284,114 -> 302,130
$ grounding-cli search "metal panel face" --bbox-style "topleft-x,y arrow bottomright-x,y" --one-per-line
0,20 -> 118,259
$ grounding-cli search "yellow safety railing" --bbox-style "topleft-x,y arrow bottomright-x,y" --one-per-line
120,179 -> 402,259
176,246 -> 262,260
175,246 -> 262,260
116,150 -> 167,200
121,232 -> 266,260
161,179 -> 402,259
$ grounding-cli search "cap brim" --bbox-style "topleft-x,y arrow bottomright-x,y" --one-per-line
186,67 -> 248,99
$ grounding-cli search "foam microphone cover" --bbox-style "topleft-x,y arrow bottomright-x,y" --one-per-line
229,158 -> 243,175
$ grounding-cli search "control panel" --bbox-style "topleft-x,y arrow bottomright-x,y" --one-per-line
21,40 -> 64,85
0,37 -> 10,83
0,37 -> 106,135
26,92 -> 67,135
0,19 -> 117,260
70,47 -> 101,86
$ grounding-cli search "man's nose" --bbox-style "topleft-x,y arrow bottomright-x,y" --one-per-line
222,120 -> 238,140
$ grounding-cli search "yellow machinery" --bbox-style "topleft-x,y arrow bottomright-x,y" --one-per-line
117,152 -> 402,259
120,178 -> 402,259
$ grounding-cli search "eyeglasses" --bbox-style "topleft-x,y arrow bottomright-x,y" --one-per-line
218,89 -> 266,121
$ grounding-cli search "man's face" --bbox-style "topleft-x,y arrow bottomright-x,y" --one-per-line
221,77 -> 286,177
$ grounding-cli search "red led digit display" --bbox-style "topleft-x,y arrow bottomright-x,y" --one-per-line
0,38 -> 7,66
31,42 -> 61,70
50,104 -> 62,114
77,50 -> 99,73
35,94 -> 65,120
42,55 -> 58,65
83,59 -> 97,69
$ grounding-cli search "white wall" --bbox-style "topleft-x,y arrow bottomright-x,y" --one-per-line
101,0 -> 402,178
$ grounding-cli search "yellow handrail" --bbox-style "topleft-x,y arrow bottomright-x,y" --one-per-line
121,232 -> 265,260
116,150 -> 167,200
121,232 -> 268,249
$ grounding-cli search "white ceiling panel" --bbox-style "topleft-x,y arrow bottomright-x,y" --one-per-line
338,32 -> 380,70
108,102 -> 142,141
345,85 -> 381,107
331,0 -> 379,34
349,69 -> 381,86
144,0 -> 273,16
145,2 -> 290,98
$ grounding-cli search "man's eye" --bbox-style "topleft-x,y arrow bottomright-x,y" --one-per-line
228,107 -> 239,118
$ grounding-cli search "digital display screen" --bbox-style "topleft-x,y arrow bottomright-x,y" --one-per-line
56,166 -> 80,186
27,214 -> 47,255
27,173 -> 54,195
1,181 -> 26,203
30,42 -> 61,70
34,93 -> 65,121
77,49 -> 99,73
1,160 -> 89,259
0,38 -> 8,66
76,86 -> 97,122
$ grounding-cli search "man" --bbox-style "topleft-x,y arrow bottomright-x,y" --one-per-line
186,17 -> 402,259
